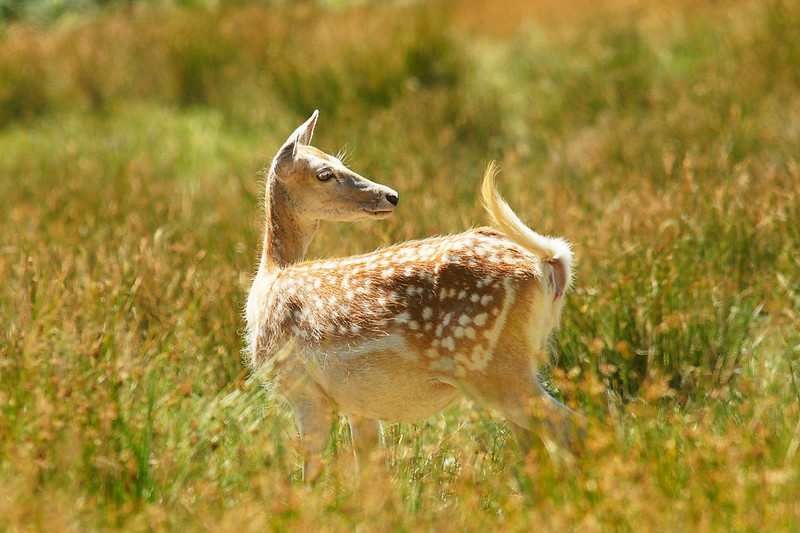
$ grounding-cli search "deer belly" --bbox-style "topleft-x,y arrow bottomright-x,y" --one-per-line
328,373 -> 460,422
306,343 -> 461,422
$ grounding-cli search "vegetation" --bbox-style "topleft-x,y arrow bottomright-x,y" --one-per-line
1,0 -> 798,529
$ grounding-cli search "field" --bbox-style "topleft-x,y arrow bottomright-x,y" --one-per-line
1,0 -> 799,530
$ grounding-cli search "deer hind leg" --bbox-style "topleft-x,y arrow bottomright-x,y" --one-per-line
504,378 -> 585,457
465,358 -> 584,457
534,377 -> 586,450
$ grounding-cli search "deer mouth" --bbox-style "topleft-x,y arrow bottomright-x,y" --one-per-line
364,208 -> 394,218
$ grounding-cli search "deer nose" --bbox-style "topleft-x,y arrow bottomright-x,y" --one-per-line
386,192 -> 399,206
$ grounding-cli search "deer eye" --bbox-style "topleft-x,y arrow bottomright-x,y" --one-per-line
317,171 -> 335,182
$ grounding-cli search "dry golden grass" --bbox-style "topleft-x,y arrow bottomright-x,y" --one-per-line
1,0 -> 799,530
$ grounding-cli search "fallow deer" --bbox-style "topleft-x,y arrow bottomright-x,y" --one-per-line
245,111 -> 581,481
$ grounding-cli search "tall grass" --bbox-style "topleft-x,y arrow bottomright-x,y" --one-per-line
1,0 -> 799,530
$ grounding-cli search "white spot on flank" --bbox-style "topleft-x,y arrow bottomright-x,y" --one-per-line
442,337 -> 456,351
458,314 -> 471,326
470,294 -> 480,303
395,312 -> 411,323
378,296 -> 387,306
465,327 -> 476,339
422,307 -> 433,320
474,313 -> 489,327
408,321 -> 419,330
481,295 -> 493,305
382,267 -> 395,278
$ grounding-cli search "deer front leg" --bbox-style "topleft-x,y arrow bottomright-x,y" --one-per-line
290,395 -> 333,482
275,357 -> 334,481
348,414 -> 382,478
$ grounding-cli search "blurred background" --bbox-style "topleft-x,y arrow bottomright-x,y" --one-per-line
1,0 -> 799,529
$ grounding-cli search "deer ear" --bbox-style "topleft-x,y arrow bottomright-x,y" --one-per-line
273,110 -> 319,173
295,109 -> 318,147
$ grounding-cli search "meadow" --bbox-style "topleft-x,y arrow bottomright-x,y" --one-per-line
1,0 -> 799,530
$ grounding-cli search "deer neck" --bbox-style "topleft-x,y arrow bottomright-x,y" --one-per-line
259,177 -> 319,273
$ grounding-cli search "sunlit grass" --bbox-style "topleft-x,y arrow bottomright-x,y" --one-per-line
1,0 -> 799,530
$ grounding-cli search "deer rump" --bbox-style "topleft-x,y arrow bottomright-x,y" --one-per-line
254,228 -> 567,423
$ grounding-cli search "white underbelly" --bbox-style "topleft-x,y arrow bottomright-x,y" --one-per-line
304,335 -> 462,422
327,373 -> 461,422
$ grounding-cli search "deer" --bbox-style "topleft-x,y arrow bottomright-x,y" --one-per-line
245,110 -> 582,481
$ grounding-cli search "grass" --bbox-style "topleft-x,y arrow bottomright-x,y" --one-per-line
1,0 -> 799,530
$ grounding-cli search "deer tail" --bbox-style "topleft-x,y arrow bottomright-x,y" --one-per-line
480,161 -> 573,299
